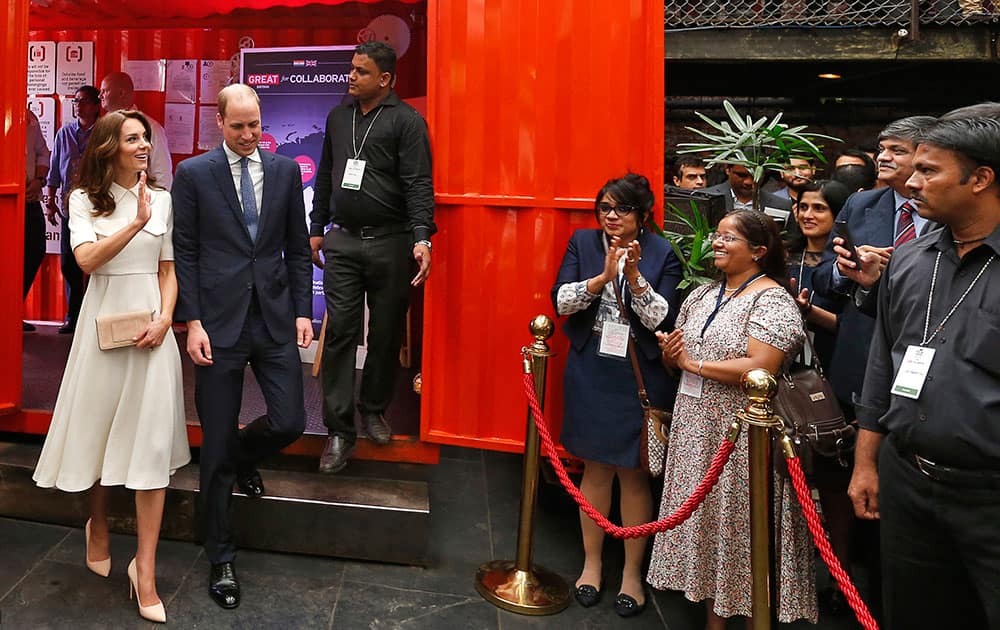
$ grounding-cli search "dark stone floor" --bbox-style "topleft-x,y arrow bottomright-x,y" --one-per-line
0,446 -> 864,629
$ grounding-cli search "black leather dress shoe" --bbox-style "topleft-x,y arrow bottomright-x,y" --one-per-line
319,436 -> 354,474
209,562 -> 240,609
362,412 -> 392,445
58,322 -> 75,334
236,469 -> 265,498
614,593 -> 646,617
22,322 -> 36,332
573,584 -> 601,608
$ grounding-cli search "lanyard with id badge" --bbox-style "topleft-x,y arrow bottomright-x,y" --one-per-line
891,251 -> 995,399
680,273 -> 766,399
342,105 -> 384,190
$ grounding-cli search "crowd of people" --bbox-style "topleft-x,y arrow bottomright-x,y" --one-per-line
20,35 -> 1000,629
553,106 -> 1000,628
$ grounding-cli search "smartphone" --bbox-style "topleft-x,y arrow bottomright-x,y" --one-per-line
832,220 -> 860,261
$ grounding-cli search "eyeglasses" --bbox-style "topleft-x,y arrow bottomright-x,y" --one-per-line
708,232 -> 748,244
597,202 -> 638,216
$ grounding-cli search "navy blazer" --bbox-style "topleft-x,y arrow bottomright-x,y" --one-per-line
812,187 -> 937,407
172,145 -> 312,348
550,229 -> 683,361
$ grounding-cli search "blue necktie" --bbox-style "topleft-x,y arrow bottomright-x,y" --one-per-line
240,156 -> 258,242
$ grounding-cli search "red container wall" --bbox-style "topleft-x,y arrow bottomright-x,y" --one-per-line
1,0 -> 30,412
422,0 -> 665,451
24,1 -> 427,321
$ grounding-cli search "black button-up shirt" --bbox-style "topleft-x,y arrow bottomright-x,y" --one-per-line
858,224 -> 1000,469
309,91 -> 435,242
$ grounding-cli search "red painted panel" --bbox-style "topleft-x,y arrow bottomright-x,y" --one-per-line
1,0 -> 30,410
421,0 -> 664,451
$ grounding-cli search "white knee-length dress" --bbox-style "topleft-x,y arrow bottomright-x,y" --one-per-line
33,183 -> 190,492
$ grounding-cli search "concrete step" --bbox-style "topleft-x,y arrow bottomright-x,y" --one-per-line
0,439 -> 429,565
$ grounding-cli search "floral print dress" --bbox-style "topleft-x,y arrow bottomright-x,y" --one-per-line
646,283 -> 817,623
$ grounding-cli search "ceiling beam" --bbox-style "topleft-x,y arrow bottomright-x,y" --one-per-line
665,25 -> 998,62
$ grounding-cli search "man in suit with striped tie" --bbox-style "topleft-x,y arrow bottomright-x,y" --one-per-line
811,115 -> 939,621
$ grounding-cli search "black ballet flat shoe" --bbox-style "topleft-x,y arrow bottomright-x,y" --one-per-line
573,584 -> 601,608
614,593 -> 646,618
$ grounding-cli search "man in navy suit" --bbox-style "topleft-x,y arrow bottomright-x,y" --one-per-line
813,116 -> 939,412
704,163 -> 794,224
172,84 -> 313,609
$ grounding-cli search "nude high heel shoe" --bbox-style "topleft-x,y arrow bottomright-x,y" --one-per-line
127,558 -> 166,623
84,519 -> 110,578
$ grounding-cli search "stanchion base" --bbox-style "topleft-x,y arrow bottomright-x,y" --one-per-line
475,560 -> 571,615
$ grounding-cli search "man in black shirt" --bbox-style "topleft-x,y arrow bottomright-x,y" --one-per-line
309,42 -> 435,473
849,115 -> 1000,630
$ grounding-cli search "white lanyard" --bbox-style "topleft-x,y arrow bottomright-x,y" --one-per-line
351,105 -> 384,159
920,250 -> 995,346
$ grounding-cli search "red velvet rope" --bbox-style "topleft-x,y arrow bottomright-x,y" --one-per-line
522,372 -> 736,539
785,455 -> 879,630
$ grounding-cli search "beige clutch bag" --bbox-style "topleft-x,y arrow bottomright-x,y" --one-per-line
95,310 -> 153,350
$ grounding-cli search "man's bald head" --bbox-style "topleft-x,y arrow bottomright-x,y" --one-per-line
217,84 -> 261,119
99,72 -> 135,112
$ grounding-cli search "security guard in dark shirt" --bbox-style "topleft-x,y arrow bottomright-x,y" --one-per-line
309,41 -> 435,473
850,115 -> 1000,630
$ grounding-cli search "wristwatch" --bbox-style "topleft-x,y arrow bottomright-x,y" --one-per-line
634,275 -> 648,290
415,239 -> 432,250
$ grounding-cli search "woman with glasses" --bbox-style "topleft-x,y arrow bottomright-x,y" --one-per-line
647,210 -> 816,627
551,173 -> 682,617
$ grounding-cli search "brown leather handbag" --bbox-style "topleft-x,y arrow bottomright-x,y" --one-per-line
772,334 -> 855,477
611,279 -> 671,477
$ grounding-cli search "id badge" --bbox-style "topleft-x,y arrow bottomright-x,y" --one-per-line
891,345 -> 936,399
597,321 -> 630,359
679,370 -> 704,399
341,159 -> 366,190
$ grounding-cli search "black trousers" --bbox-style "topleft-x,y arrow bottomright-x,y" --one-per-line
23,202 -> 46,299
320,228 -> 411,441
60,215 -> 84,326
879,438 -> 1000,630
195,303 -> 305,564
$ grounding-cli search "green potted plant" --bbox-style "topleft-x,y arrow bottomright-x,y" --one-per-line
652,100 -> 840,291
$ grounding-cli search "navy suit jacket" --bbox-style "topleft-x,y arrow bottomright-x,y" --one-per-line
172,145 -> 312,348
812,186 -> 937,407
550,229 -> 682,361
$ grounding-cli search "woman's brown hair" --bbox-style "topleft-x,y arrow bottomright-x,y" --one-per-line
75,110 -> 159,217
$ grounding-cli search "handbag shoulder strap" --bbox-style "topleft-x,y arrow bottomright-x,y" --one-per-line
611,277 -> 651,409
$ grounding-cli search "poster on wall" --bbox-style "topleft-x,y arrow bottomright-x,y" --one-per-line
27,97 -> 57,148
199,60 -> 232,103
124,60 -> 165,92
27,41 -> 56,95
165,59 -> 198,103
197,105 -> 223,150
241,45 -> 356,354
55,41 -> 94,95
164,103 -> 196,154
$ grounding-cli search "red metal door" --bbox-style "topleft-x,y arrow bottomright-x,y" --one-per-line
421,0 -> 665,451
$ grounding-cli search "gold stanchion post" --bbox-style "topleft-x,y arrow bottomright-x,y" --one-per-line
737,368 -> 784,630
475,315 -> 571,615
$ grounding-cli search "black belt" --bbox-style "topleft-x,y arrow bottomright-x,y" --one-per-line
892,439 -> 1000,490
332,222 -> 409,239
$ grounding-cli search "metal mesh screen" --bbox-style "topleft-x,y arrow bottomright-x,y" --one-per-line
665,0 -> 998,28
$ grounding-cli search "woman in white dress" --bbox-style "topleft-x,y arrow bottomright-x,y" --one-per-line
33,110 -> 190,623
